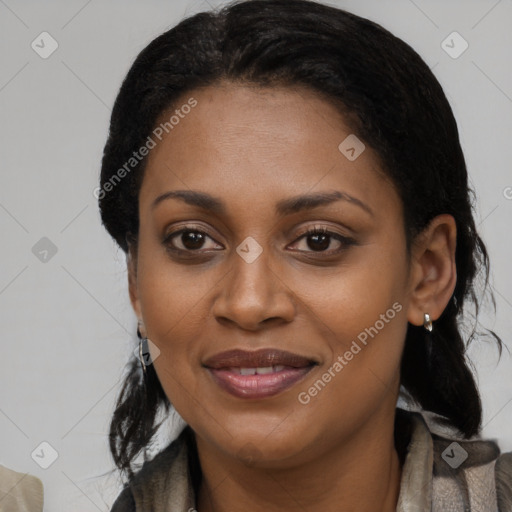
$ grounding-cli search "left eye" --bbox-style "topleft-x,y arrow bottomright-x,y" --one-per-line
291,227 -> 352,253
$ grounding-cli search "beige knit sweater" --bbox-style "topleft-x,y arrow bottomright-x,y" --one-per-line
0,465 -> 44,511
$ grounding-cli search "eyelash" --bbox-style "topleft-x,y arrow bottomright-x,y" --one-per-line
163,225 -> 355,257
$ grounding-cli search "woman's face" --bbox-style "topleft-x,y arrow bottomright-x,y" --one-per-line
129,82 -> 415,467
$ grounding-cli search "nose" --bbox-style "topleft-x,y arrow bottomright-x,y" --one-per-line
211,245 -> 296,331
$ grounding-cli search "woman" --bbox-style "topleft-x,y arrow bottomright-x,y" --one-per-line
98,0 -> 512,510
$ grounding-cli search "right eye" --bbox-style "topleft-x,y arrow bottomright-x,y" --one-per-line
163,227 -> 224,253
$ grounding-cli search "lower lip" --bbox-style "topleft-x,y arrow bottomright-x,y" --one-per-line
207,366 -> 314,399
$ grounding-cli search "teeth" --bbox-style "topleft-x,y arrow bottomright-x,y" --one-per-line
235,366 -> 286,375
255,366 -> 273,375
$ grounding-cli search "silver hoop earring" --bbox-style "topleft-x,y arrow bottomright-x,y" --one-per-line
423,313 -> 433,332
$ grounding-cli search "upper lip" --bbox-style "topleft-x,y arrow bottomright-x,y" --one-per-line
203,349 -> 317,369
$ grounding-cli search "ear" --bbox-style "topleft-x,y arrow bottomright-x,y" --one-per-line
406,214 -> 457,327
127,242 -> 144,329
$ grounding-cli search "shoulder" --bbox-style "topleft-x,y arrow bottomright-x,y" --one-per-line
430,424 -> 512,510
398,408 -> 512,510
109,428 -> 192,512
496,451 -> 512,511
110,486 -> 136,512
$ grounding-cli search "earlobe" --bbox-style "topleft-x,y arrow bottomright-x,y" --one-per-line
406,214 -> 457,328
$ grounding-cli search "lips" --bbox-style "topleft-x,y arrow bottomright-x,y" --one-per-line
203,349 -> 317,399
204,348 -> 315,369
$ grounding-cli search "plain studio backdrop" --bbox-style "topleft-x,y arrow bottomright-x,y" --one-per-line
0,0 -> 511,510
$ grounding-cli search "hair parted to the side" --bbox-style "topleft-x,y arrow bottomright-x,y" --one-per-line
99,0 -> 504,483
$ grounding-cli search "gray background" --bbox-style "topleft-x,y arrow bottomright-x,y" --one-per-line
0,0 -> 511,510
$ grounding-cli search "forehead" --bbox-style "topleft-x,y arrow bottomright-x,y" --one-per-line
139,82 -> 398,217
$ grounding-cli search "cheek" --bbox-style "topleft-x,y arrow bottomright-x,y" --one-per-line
136,236 -> 218,341
287,240 -> 409,399
288,238 -> 408,342
135,246 -> 227,408
290,271 -> 408,436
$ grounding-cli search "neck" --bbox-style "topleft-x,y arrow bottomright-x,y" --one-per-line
195,408 -> 404,512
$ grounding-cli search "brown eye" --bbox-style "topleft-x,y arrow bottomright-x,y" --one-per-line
163,228 -> 222,253
179,230 -> 206,250
292,227 -> 355,254
304,230 -> 333,251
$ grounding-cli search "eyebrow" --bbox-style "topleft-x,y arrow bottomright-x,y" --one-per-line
151,189 -> 374,217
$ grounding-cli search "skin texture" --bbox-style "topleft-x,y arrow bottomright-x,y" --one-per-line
128,82 -> 457,512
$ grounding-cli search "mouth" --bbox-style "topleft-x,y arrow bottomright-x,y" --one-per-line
203,349 -> 317,399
